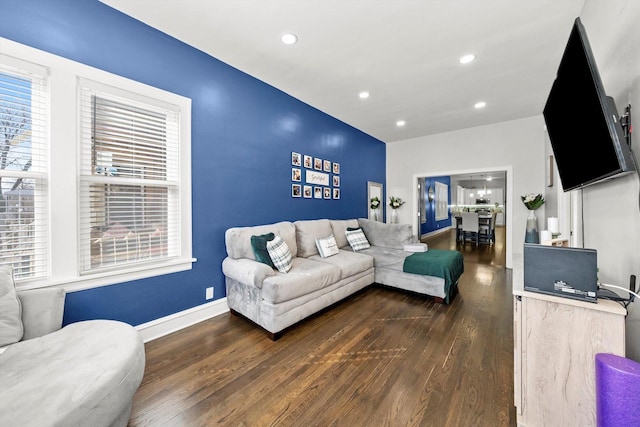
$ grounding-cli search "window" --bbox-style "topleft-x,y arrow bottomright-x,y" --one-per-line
1,38 -> 192,291
78,80 -> 180,274
0,58 -> 48,281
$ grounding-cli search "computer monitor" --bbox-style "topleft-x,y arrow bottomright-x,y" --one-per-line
524,243 -> 597,303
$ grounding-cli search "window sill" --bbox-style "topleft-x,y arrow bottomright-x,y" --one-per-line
17,257 -> 197,292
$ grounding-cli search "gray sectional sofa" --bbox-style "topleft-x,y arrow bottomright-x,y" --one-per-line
223,218 -> 463,339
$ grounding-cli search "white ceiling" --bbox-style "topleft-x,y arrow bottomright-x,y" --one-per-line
101,0 -> 585,143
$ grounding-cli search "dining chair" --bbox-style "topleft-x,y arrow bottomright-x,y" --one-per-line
454,216 -> 463,242
461,212 -> 479,245
479,212 -> 496,244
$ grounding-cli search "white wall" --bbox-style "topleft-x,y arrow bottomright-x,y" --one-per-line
386,115 -> 547,270
580,0 -> 640,360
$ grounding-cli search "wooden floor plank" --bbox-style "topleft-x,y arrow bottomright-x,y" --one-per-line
129,227 -> 515,426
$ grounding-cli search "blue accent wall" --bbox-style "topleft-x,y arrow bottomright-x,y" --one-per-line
1,0 -> 386,326
420,176 -> 452,235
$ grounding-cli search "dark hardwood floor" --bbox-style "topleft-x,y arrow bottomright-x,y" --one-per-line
129,227 -> 515,426
422,226 -> 507,268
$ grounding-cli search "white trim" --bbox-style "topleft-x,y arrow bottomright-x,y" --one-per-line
18,257 -> 197,292
136,297 -> 230,343
420,226 -> 452,240
1,36 -> 193,291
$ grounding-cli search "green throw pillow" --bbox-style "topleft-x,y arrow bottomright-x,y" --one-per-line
251,233 -> 275,268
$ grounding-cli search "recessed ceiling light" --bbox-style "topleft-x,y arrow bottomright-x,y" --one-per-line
486,176 -> 493,181
474,101 -> 487,109
281,33 -> 298,45
459,54 -> 476,64
359,91 -> 370,99
396,120 -> 406,127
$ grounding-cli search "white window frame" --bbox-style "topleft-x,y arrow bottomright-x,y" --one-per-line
0,55 -> 49,282
1,37 -> 194,292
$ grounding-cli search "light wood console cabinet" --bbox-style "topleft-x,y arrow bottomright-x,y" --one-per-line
513,290 -> 626,426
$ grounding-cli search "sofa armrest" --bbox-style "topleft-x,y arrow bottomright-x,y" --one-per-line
17,287 -> 66,340
222,258 -> 275,289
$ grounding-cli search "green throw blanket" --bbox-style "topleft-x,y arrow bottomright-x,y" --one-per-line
403,249 -> 464,302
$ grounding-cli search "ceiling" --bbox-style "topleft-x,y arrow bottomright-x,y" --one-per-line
101,0 -> 585,143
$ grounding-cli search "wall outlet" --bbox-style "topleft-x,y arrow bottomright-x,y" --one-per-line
205,287 -> 214,300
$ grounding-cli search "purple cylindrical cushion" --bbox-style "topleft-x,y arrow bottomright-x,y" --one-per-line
596,353 -> 640,427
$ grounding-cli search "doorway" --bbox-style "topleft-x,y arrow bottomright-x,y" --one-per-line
414,168 -> 511,269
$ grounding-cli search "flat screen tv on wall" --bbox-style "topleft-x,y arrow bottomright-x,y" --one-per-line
543,17 -> 636,192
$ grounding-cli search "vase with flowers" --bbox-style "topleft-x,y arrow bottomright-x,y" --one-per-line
521,193 -> 545,243
370,196 -> 381,221
388,196 -> 405,224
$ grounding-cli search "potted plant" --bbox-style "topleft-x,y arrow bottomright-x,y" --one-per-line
370,196 -> 381,221
388,196 -> 405,223
521,193 -> 545,243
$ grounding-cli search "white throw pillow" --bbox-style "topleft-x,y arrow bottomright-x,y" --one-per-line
266,235 -> 293,273
315,235 -> 339,258
345,228 -> 371,251
0,265 -> 23,347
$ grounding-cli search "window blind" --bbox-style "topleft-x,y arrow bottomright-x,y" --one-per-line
78,82 -> 180,274
0,61 -> 48,281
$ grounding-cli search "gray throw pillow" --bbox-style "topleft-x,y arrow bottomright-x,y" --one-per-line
0,265 -> 23,347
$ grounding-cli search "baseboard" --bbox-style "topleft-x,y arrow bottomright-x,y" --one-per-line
421,225 -> 453,240
136,297 -> 229,343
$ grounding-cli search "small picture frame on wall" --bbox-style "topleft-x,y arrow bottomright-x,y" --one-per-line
292,184 -> 301,198
314,158 -> 323,171
323,160 -> 331,172
323,187 -> 331,199
304,155 -> 313,169
314,186 -> 323,199
303,185 -> 312,198
333,162 -> 340,174
333,188 -> 340,199
547,155 -> 554,187
292,168 -> 301,182
292,152 -> 301,166
333,176 -> 340,187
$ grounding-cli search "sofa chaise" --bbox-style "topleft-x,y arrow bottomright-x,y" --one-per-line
0,275 -> 146,427
223,218 -> 463,339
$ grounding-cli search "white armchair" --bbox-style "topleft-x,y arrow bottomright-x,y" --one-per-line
1,286 -> 145,427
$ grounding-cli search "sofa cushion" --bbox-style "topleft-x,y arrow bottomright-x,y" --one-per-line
345,228 -> 371,251
309,250 -> 374,279
330,219 -> 359,248
294,219 -> 333,257
267,236 -> 293,273
0,265 -> 23,347
358,218 -> 414,249
226,221 -> 297,260
358,245 -> 409,270
18,288 -> 66,341
315,235 -> 339,258
250,232 -> 275,268
261,258 -> 342,304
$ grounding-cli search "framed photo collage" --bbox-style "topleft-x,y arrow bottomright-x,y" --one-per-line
291,152 -> 340,200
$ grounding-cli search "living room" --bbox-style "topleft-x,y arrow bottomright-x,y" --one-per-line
1,0 -> 640,425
